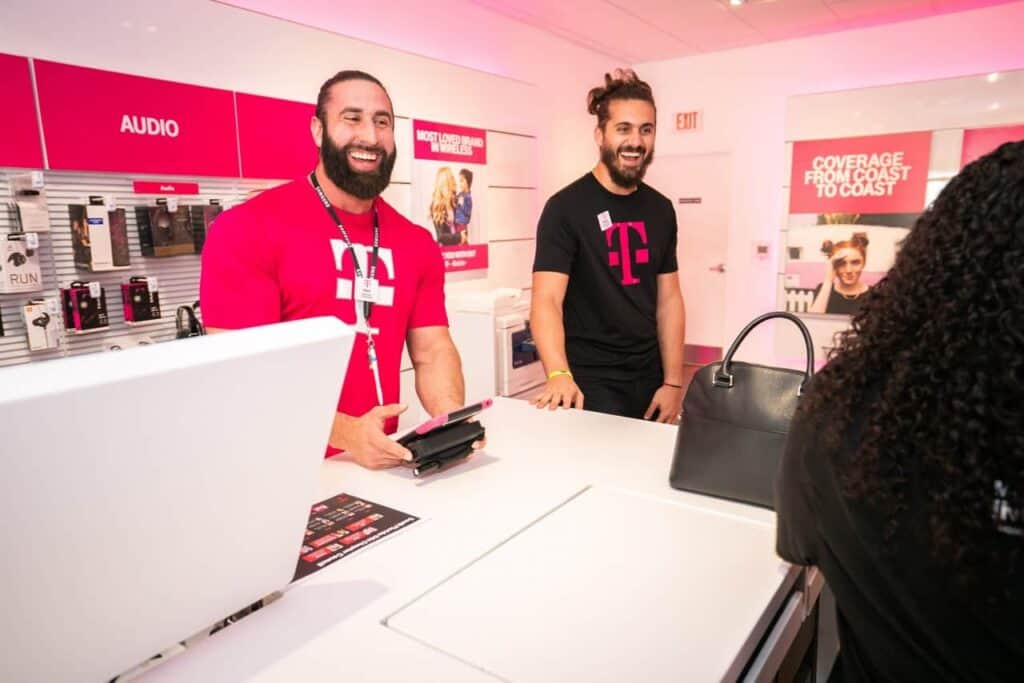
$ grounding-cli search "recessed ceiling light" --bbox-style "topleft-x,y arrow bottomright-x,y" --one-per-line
730,0 -> 746,6
986,72 -> 1000,83
989,102 -> 1001,111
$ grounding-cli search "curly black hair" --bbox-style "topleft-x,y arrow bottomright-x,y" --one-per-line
797,140 -> 1024,595
586,68 -> 655,130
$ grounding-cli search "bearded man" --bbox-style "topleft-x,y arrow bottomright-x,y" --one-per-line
201,70 -> 469,469
530,68 -> 686,423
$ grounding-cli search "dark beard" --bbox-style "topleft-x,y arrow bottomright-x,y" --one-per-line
320,133 -> 397,200
600,142 -> 654,189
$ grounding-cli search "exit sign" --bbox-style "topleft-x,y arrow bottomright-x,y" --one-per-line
675,110 -> 702,132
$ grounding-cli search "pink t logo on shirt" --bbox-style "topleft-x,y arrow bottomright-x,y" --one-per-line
606,221 -> 649,286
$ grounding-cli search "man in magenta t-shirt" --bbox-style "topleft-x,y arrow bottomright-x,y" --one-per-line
200,70 -> 469,470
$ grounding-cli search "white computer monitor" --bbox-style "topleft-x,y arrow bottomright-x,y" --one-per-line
0,317 -> 354,683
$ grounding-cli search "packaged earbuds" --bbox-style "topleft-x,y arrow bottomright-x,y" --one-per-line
188,199 -> 222,254
121,276 -> 161,323
12,172 -> 51,233
61,281 -> 109,331
23,298 -> 61,351
0,232 -> 43,293
68,196 -> 130,271
136,198 -> 196,257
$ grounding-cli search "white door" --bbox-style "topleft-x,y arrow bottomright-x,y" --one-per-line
644,152 -> 731,359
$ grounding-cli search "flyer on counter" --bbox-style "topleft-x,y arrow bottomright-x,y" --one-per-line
292,493 -> 419,581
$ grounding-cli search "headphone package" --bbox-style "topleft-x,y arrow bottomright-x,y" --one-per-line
188,200 -> 222,254
0,233 -> 43,294
23,298 -> 61,351
68,198 -> 130,271
61,281 -> 109,331
136,199 -> 196,257
121,276 -> 161,323
12,173 -> 51,233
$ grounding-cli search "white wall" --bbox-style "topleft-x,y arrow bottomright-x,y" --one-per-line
637,1 -> 1024,365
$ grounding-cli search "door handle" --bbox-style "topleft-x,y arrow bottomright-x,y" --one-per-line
709,263 -> 726,273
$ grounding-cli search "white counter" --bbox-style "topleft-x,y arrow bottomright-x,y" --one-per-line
142,398 -> 802,682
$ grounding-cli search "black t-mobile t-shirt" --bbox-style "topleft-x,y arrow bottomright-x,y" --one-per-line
532,173 -> 678,375
776,381 -> 1023,682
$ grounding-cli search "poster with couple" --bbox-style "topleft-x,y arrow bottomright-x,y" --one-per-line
411,119 -> 489,273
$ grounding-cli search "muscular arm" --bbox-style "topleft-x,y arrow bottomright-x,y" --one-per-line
407,325 -> 465,416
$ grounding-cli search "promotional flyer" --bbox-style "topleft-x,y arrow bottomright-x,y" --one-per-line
784,131 -> 932,317
293,493 -> 419,581
411,119 -> 489,273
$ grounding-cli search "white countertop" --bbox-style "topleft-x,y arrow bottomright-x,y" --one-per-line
142,398 -> 797,682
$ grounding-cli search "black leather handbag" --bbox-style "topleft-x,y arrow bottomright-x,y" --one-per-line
668,312 -> 814,508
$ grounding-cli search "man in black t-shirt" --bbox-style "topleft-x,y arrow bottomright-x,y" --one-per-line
530,68 -> 686,422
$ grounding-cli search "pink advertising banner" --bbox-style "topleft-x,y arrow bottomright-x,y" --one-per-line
413,120 -> 487,164
960,125 -> 1024,168
236,92 -> 318,179
789,132 -> 932,214
0,53 -> 44,169
441,244 -> 489,273
34,60 -> 239,177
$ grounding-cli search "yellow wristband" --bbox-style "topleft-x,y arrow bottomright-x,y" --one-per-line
547,369 -> 573,380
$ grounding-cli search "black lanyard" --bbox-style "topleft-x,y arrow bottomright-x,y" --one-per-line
309,172 -> 380,320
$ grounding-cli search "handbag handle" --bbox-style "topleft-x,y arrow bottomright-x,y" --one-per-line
713,311 -> 815,395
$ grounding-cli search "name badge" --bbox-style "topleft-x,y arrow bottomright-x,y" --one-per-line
354,277 -> 380,303
597,210 -> 613,231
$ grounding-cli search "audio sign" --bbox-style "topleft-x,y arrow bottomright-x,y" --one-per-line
34,59 -> 239,177
120,115 -> 180,138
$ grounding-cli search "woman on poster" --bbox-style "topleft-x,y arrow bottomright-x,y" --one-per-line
810,232 -> 870,315
429,167 -> 459,246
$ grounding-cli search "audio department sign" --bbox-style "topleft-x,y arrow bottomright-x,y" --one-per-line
33,59 -> 240,177
0,52 -> 321,181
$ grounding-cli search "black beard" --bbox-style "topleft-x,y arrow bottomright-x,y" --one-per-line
600,142 -> 654,189
320,134 -> 397,200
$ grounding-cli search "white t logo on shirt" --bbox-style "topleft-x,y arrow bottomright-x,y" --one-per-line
331,240 -> 395,333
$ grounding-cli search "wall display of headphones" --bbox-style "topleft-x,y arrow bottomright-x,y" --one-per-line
0,170 -> 273,368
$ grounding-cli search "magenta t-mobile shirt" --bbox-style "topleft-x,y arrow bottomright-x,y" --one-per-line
200,178 -> 448,444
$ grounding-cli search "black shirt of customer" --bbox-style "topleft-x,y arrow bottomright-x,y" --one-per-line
775,141 -> 1024,682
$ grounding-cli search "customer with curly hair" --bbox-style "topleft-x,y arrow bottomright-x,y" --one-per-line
776,141 -> 1023,681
